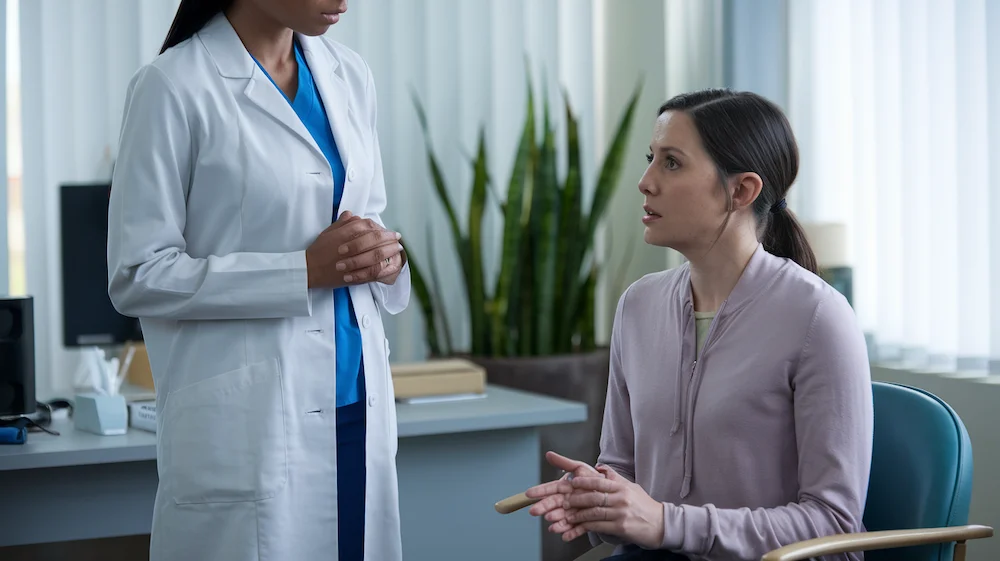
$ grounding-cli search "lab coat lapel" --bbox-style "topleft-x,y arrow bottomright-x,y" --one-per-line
243,67 -> 326,165
299,37 -> 362,218
197,13 -> 326,164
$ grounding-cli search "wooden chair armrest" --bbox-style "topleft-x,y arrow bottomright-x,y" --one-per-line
761,525 -> 993,561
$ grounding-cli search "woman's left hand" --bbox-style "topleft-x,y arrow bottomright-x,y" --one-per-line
554,465 -> 665,548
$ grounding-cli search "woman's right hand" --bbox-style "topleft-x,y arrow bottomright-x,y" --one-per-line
305,212 -> 403,289
525,451 -> 604,532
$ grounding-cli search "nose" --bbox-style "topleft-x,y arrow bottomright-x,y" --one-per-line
638,166 -> 656,196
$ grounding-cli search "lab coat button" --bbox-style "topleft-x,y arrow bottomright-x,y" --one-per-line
362,315 -> 371,328
348,167 -> 356,181
368,394 -> 377,407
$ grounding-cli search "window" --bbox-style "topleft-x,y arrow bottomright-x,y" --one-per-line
787,0 -> 999,371
7,0 -> 22,296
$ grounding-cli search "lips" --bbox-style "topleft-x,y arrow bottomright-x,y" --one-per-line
322,4 -> 347,23
643,204 -> 661,218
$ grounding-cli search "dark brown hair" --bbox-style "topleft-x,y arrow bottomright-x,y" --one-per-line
659,89 -> 818,274
160,0 -> 235,54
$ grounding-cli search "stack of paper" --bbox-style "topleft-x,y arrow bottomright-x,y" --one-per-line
390,359 -> 487,404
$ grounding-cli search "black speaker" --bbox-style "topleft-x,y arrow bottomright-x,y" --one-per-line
0,296 -> 36,417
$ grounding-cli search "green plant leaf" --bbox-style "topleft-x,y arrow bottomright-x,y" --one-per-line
411,92 -> 463,250
532,96 -> 559,355
409,71 -> 640,359
583,80 -> 642,246
554,90 -> 582,352
468,129 -> 489,355
405,252 -> 442,358
493,78 -> 534,356
577,264 -> 599,352
411,90 -> 472,315
561,80 -> 642,342
517,109 -> 541,356
425,224 -> 453,356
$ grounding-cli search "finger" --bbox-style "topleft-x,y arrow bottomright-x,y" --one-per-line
339,229 -> 401,257
332,211 -> 360,225
544,451 -> 593,474
548,517 -> 577,535
344,259 -> 392,284
561,523 -> 600,542
344,217 -> 389,238
569,476 -> 619,493
320,214 -> 360,236
543,505 -> 573,523
527,493 -> 566,517
525,480 -> 567,500
596,465 -> 624,481
566,506 -> 618,525
338,242 -> 403,274
564,490 -> 614,510
375,256 -> 403,282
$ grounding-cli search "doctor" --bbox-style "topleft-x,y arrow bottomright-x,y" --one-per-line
107,0 -> 409,560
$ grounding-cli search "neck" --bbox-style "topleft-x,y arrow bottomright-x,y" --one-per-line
684,227 -> 760,313
225,2 -> 295,68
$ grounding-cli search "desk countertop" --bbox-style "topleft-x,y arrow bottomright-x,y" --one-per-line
0,385 -> 585,472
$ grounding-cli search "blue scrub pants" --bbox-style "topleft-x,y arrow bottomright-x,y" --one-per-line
336,389 -> 366,560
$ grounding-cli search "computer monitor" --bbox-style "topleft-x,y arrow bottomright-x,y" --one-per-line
59,183 -> 142,347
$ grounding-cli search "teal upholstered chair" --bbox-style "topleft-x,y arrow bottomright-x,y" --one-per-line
764,382 -> 992,561
498,382 -> 993,561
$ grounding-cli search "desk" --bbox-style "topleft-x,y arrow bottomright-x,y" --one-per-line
0,385 -> 586,561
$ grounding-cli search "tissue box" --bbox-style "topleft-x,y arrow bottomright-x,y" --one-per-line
74,393 -> 128,436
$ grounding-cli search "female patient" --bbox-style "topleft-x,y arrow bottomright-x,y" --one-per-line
526,89 -> 873,561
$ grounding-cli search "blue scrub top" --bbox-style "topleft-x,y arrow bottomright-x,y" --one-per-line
250,40 -> 364,407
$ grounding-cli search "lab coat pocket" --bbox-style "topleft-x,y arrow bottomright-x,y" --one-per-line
163,359 -> 288,505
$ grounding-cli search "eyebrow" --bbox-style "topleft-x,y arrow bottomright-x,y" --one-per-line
649,146 -> 687,157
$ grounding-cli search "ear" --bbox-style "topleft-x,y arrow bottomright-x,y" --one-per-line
729,172 -> 763,211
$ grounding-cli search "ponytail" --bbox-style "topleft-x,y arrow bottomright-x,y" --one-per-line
160,0 -> 234,55
762,205 -> 818,275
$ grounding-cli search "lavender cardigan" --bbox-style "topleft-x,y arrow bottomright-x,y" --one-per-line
595,245 -> 873,561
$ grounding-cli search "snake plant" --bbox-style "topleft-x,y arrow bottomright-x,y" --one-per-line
408,77 -> 641,358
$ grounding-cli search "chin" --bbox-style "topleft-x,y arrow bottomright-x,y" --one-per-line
643,228 -> 671,248
297,25 -> 332,36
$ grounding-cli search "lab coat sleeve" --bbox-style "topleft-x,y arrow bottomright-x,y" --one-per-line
107,64 -> 312,321
363,63 -> 410,315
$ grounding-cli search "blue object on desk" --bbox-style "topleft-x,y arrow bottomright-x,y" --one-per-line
0,425 -> 26,444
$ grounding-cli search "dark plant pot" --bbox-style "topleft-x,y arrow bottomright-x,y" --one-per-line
466,349 -> 611,561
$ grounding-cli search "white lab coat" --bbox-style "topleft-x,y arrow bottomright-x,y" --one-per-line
107,13 -> 408,561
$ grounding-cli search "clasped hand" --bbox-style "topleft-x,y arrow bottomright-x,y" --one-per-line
306,211 -> 406,289
525,451 -> 665,549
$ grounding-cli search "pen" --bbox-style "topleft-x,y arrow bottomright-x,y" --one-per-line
115,345 -> 136,395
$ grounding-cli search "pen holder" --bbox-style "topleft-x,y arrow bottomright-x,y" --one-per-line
74,393 -> 128,436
